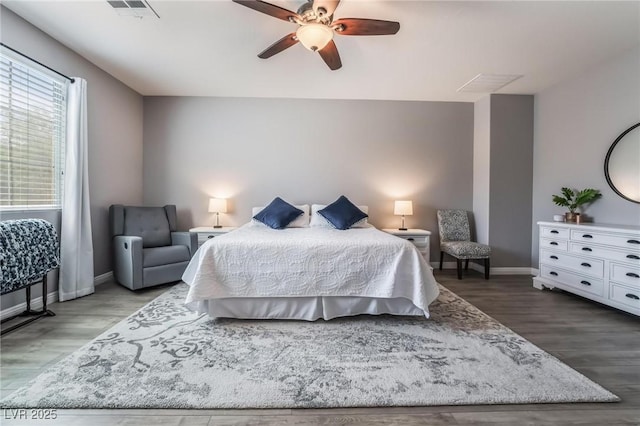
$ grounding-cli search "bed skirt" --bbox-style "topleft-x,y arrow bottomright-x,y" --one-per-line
186,296 -> 425,321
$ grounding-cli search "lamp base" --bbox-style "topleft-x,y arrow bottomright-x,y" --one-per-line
398,227 -> 408,231
213,225 -> 222,229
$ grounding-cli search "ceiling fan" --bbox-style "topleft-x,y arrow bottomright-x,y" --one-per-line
232,0 -> 400,70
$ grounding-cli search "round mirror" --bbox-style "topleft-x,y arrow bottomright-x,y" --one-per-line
604,123 -> 640,204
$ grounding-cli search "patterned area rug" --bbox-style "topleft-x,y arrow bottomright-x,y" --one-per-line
1,284 -> 618,408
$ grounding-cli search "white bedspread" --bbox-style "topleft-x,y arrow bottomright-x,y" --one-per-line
182,222 -> 440,317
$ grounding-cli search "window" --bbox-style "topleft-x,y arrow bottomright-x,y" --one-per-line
0,51 -> 67,210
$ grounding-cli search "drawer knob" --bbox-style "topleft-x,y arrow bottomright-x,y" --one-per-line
208,235 -> 214,239
550,255 -> 558,260
627,239 -> 640,245
627,254 -> 640,260
625,272 -> 640,278
549,271 -> 558,276
581,262 -> 591,268
582,247 -> 592,252
625,293 -> 640,300
550,242 -> 558,246
550,230 -> 559,234
582,234 -> 593,239
580,280 -> 591,286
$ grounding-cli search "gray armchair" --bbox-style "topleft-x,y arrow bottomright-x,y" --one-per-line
109,205 -> 197,290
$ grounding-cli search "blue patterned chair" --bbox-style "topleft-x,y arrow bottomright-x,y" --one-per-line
437,209 -> 491,280
0,219 -> 59,334
109,205 -> 197,290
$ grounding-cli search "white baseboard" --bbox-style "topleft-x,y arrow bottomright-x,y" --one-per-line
432,261 -> 535,276
489,267 -> 536,275
1,271 -> 114,321
94,271 -> 114,286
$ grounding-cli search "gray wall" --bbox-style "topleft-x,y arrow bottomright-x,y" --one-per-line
472,95 -> 534,268
143,97 -> 474,260
532,47 -> 640,265
488,95 -> 534,267
1,7 -> 144,310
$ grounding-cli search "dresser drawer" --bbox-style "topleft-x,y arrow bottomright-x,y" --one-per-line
609,283 -> 640,311
396,235 -> 428,247
570,230 -> 640,251
405,238 -> 429,260
610,263 -> 640,289
540,265 -> 604,296
198,233 -> 217,245
540,249 -> 604,278
570,243 -> 640,266
540,238 -> 568,251
541,226 -> 569,240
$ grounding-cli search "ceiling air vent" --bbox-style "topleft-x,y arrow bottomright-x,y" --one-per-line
457,74 -> 523,93
107,0 -> 159,18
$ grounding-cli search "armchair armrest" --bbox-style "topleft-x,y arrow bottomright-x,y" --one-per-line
171,232 -> 198,258
113,236 -> 143,289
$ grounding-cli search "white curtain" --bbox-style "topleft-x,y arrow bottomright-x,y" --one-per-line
59,78 -> 94,301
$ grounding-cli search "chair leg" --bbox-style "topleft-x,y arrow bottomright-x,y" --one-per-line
484,258 -> 490,280
439,252 -> 444,270
465,259 -> 469,270
456,259 -> 463,279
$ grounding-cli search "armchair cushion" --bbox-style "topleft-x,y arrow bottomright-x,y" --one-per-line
123,207 -> 172,248
441,241 -> 491,259
437,209 -> 472,242
143,246 -> 191,268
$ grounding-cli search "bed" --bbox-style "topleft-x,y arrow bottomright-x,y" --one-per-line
182,221 -> 440,321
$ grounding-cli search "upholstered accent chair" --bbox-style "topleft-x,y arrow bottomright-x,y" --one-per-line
109,205 -> 197,290
437,209 -> 491,280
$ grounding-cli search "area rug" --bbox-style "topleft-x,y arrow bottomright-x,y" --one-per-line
1,284 -> 618,408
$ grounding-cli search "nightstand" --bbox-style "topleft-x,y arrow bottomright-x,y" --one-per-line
189,226 -> 237,247
382,228 -> 431,263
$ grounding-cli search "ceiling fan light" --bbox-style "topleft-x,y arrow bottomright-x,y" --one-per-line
296,23 -> 333,51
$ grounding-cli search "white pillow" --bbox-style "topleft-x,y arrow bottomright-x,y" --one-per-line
252,204 -> 310,228
310,204 -> 370,228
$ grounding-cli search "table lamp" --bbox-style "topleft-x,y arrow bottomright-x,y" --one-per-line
208,198 -> 227,228
394,200 -> 413,231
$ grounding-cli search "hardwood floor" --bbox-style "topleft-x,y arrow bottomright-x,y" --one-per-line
1,271 -> 639,425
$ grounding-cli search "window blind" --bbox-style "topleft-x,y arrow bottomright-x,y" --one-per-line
0,52 -> 66,209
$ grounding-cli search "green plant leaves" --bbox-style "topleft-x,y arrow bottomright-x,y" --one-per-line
551,187 -> 602,213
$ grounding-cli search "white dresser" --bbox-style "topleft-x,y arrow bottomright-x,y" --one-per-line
533,221 -> 640,316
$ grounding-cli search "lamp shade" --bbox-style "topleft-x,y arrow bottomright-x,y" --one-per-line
208,198 -> 227,213
394,200 -> 413,216
296,23 -> 333,51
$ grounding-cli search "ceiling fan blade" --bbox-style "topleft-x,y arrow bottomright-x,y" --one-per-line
258,33 -> 299,59
232,0 -> 299,22
318,40 -> 342,70
333,18 -> 400,36
312,0 -> 341,17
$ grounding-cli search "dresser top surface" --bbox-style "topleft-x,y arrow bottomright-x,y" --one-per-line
538,221 -> 640,233
381,228 -> 431,236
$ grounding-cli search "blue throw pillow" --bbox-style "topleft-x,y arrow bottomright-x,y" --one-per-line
318,196 -> 368,230
253,197 -> 304,230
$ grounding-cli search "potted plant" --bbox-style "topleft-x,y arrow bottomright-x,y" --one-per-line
552,187 -> 602,222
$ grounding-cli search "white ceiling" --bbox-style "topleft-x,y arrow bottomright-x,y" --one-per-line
3,0 -> 639,102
